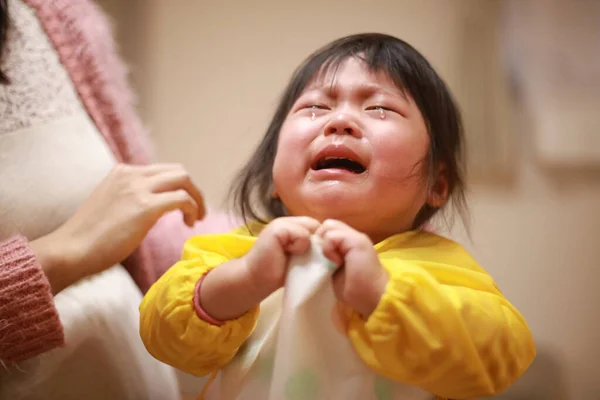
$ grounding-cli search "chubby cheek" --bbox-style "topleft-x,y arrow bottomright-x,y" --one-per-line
272,119 -> 315,189
370,127 -> 430,196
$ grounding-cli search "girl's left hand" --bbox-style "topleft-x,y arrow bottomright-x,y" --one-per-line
316,219 -> 389,318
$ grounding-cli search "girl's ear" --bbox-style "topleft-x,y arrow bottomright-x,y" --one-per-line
427,165 -> 448,208
272,188 -> 279,199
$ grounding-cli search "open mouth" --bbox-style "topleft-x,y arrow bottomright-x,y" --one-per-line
312,157 -> 366,174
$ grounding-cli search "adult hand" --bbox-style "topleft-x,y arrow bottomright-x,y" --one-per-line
31,163 -> 205,294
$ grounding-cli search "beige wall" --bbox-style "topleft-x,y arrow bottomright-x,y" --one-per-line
108,1 -> 600,398
140,0 -> 477,207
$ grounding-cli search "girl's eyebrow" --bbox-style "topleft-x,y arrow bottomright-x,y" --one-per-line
303,81 -> 407,100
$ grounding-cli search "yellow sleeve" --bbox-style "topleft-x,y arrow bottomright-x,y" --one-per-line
347,233 -> 536,399
139,230 -> 259,377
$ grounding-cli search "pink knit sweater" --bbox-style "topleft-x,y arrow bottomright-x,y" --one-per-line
0,0 -> 235,365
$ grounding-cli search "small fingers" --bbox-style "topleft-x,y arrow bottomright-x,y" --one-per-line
271,222 -> 313,255
284,228 -> 313,255
318,229 -> 346,266
331,269 -> 347,302
315,218 -> 351,237
287,216 -> 321,233
320,236 -> 344,266
317,219 -> 371,251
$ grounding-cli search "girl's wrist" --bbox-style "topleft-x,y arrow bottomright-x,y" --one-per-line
241,254 -> 280,303
199,257 -> 267,321
351,269 -> 389,319
193,273 -> 226,326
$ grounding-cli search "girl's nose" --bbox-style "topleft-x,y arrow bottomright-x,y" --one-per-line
323,112 -> 363,139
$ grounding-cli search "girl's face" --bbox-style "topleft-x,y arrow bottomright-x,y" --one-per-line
272,58 -> 439,242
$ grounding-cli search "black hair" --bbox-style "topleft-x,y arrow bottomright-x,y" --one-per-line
0,0 -> 10,84
233,33 -> 467,230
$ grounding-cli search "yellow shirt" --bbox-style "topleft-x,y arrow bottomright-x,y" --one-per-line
139,226 -> 535,399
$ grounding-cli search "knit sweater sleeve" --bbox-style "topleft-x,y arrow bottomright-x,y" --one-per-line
0,235 -> 64,365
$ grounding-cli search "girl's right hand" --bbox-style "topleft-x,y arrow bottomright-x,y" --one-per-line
198,216 -> 320,321
31,163 -> 206,294
243,216 -> 320,297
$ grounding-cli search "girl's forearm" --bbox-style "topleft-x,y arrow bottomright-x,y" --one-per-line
199,256 -> 269,321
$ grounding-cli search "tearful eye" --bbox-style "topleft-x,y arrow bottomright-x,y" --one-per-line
304,104 -> 330,120
367,106 -> 388,119
307,105 -> 328,110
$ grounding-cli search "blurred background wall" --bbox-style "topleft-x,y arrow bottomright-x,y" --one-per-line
100,1 -> 600,398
